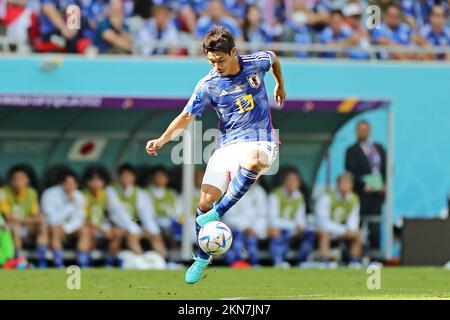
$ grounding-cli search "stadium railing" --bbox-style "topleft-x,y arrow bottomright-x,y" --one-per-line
1,36 -> 450,60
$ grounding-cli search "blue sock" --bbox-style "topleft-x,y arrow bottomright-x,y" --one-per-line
53,249 -> 64,267
270,236 -> 284,265
246,234 -> 259,265
299,230 -> 316,263
105,254 -> 117,267
350,257 -> 362,263
216,168 -> 257,217
37,245 -> 48,267
195,207 -> 211,260
77,251 -> 90,268
225,231 -> 244,265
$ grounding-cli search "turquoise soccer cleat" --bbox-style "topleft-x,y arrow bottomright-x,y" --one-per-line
196,204 -> 220,227
185,254 -> 212,285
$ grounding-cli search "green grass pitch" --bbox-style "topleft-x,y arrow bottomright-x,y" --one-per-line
0,267 -> 449,300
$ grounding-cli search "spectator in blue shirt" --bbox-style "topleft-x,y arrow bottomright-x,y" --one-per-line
319,9 -> 353,58
196,0 -> 243,41
371,4 -> 414,60
223,0 -> 256,25
134,5 -> 180,56
401,0 -> 449,31
418,5 -> 450,60
242,4 -> 272,52
283,13 -> 312,58
93,0 -> 132,54
343,2 -> 371,59
39,0 -> 86,52
177,0 -> 209,35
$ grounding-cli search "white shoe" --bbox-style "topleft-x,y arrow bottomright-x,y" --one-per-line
347,261 -> 363,269
298,261 -> 319,269
317,261 -> 339,269
167,262 -> 184,270
274,261 -> 291,269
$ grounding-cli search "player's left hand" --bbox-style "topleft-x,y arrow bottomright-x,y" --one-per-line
274,83 -> 286,108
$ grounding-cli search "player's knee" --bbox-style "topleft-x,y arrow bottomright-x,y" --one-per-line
317,229 -> 330,240
244,152 -> 269,172
198,198 -> 213,212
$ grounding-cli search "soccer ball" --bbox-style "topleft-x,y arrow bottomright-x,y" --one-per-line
198,221 -> 233,256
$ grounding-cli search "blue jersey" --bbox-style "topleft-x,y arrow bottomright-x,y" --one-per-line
184,51 -> 278,148
420,24 -> 450,60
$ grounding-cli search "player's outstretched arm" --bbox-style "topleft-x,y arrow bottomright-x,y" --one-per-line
269,52 -> 286,108
145,110 -> 194,156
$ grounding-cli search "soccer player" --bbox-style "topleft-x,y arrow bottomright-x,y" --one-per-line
1,165 -> 48,267
109,164 -> 168,260
78,165 -> 127,267
145,26 -> 286,284
268,168 -> 316,268
315,173 -> 362,268
41,168 -> 85,267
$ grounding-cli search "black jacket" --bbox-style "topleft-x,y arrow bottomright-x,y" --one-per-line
345,142 -> 386,196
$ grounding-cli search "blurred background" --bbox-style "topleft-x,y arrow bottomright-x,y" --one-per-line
0,0 -> 449,270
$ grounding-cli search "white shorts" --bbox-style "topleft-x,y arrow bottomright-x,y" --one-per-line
203,141 -> 279,195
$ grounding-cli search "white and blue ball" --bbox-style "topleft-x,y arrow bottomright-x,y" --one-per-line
198,221 -> 233,256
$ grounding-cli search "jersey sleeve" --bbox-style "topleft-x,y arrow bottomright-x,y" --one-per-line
183,77 -> 211,117
251,51 -> 275,73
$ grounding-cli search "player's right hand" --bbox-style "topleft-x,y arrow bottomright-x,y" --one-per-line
145,138 -> 164,156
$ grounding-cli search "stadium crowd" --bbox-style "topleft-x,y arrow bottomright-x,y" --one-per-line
0,120 -> 387,270
0,0 -> 449,59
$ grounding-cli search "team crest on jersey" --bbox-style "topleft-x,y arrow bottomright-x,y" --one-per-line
247,73 -> 261,88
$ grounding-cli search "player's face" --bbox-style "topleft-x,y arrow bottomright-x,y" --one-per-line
206,49 -> 238,76
152,172 -> 169,188
88,177 -> 105,194
357,123 -> 370,141
284,173 -> 300,194
63,176 -> 78,194
338,177 -> 353,195
119,170 -> 135,188
11,171 -> 29,192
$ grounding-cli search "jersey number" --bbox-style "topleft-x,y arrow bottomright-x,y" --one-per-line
235,94 -> 254,114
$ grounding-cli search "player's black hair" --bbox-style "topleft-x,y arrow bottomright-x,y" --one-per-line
56,167 -> 79,185
7,164 -> 39,189
330,9 -> 344,17
337,172 -> 355,185
152,165 -> 169,176
117,163 -> 136,176
82,165 -> 111,186
279,166 -> 301,184
202,26 -> 236,55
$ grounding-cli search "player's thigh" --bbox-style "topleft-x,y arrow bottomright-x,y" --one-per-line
202,146 -> 239,195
